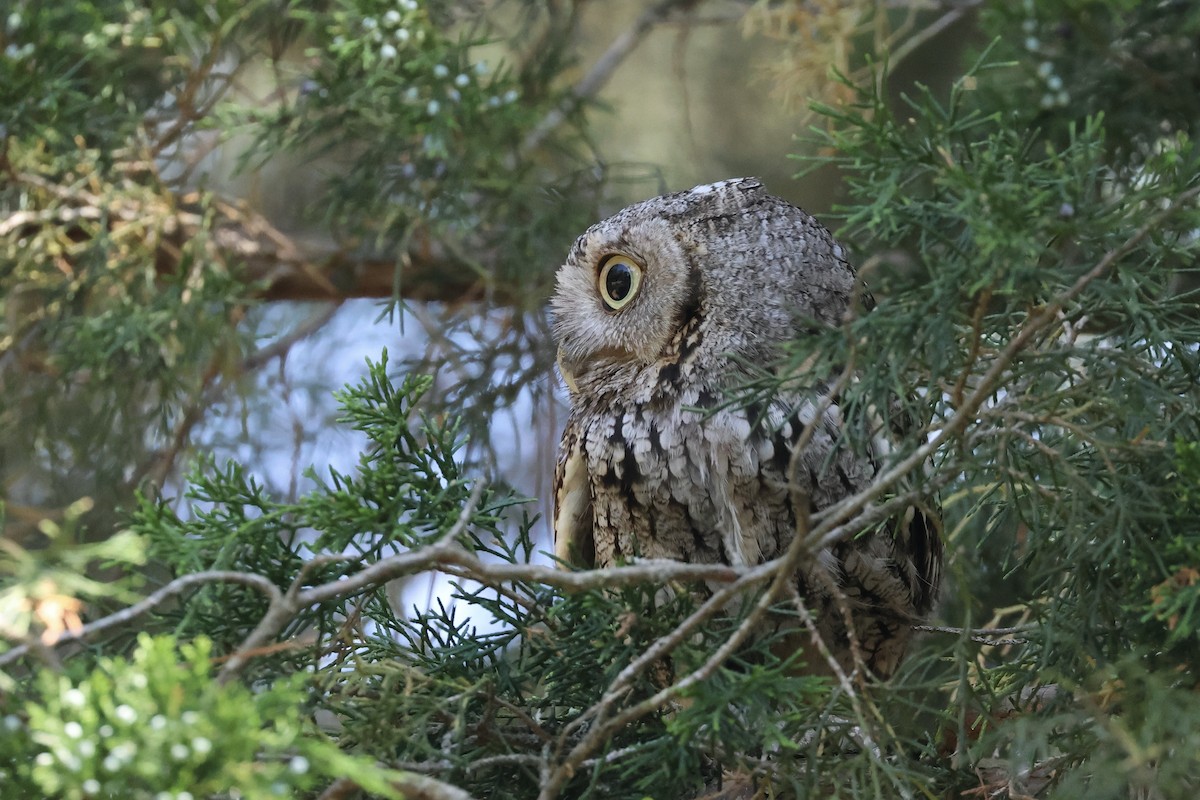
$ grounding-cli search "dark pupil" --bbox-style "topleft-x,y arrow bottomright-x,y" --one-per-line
605,263 -> 632,301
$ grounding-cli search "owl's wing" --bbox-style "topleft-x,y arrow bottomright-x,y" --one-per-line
553,417 -> 595,567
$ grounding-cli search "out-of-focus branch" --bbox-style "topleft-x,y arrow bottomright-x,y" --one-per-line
1,177 -> 501,304
134,303 -> 343,491
241,302 -> 343,370
888,0 -> 985,72
0,571 -> 282,669
913,623 -> 1029,647
146,26 -> 234,162
521,0 -> 705,154
205,197 -> 501,302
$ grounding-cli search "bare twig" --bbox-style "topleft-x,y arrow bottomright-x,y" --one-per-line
134,302 -> 342,491
0,571 -> 282,669
241,303 -> 344,371
888,0 -> 985,72
788,586 -> 864,710
784,358 -> 864,677
912,624 -> 1029,647
0,547 -> 749,673
146,26 -> 235,160
214,481 -> 749,683
216,483 -> 482,683
787,584 -> 905,761
559,558 -> 779,746
521,0 -> 703,154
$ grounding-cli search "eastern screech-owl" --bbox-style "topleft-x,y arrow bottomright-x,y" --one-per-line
550,178 -> 941,678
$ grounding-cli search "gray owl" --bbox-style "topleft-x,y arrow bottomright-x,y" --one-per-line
550,178 -> 941,679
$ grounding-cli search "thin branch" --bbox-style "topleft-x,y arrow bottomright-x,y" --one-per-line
146,26 -> 233,159
241,303 -> 344,371
557,558 -> 778,748
0,571 -> 282,669
912,624 -> 1029,647
788,585 -> 866,716
888,0 -> 985,72
134,303 -> 342,492
521,0 -> 702,154
216,484 -> 488,682
213,480 -> 748,683
1,549 -> 748,673
440,550 -> 740,593
786,584 -> 909,763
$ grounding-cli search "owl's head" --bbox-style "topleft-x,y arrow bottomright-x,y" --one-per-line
550,178 -> 855,395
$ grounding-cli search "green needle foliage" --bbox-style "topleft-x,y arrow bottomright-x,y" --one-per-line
5,634 -> 403,800
792,9 -> 1200,797
4,1 -> 1200,799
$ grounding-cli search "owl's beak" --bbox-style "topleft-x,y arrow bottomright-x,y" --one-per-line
556,349 -> 580,394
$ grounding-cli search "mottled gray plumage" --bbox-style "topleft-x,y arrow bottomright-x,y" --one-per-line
551,178 -> 941,678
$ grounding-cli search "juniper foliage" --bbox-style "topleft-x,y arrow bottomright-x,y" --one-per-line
3,2 -> 1200,799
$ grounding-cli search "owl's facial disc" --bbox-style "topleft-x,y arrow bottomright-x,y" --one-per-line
552,216 -> 694,391
596,254 -> 643,311
558,251 -> 645,395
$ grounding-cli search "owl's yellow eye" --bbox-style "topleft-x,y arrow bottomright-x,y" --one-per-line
597,254 -> 643,311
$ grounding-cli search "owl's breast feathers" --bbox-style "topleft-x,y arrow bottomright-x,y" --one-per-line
552,386 -> 942,678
